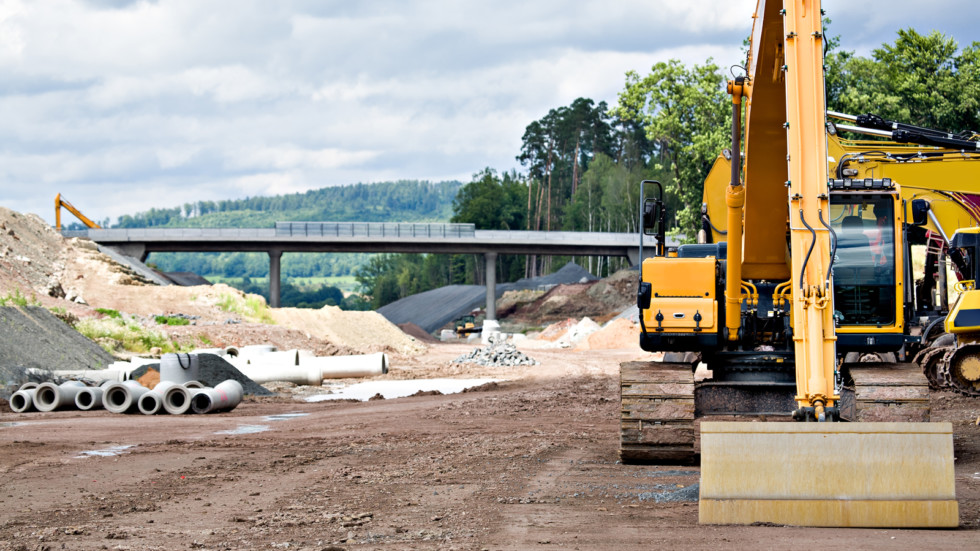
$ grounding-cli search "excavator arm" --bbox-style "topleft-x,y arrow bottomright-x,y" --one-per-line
55,193 -> 102,231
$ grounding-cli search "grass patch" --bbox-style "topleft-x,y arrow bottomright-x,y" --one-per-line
0,289 -> 39,307
216,292 -> 275,324
198,335 -> 212,346
154,315 -> 190,326
96,307 -> 121,318
76,318 -> 185,354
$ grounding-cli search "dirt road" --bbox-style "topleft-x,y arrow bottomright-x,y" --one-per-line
1,345 -> 979,550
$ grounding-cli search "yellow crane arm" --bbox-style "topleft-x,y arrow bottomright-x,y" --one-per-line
55,193 -> 102,231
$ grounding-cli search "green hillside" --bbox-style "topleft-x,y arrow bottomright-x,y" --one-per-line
131,180 -> 461,283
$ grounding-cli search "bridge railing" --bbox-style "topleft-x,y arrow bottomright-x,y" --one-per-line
275,221 -> 476,238
61,228 -> 278,239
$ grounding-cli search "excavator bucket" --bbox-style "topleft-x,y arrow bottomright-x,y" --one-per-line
699,422 -> 958,527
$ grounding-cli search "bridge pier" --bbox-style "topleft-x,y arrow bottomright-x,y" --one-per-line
484,252 -> 496,321
269,249 -> 282,308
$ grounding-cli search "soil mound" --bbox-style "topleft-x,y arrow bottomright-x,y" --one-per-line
576,317 -> 640,350
272,306 -> 427,355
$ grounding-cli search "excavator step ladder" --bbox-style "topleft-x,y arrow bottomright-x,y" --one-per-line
699,422 -> 958,527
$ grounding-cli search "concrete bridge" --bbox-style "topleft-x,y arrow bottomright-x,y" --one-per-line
68,222 -> 661,315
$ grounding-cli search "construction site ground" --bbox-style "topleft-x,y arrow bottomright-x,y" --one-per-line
2,343 -> 979,550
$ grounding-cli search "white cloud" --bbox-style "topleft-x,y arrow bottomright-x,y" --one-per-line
1,0 -> 978,224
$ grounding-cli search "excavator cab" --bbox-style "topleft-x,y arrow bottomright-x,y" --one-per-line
830,181 -> 905,352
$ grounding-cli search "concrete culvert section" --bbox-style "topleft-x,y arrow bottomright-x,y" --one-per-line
9,389 -> 36,413
103,380 -> 149,414
34,381 -> 86,412
74,387 -> 104,410
163,384 -> 192,414
191,380 -> 244,414
137,391 -> 162,415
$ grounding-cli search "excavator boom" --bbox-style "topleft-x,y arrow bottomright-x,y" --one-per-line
55,193 -> 101,231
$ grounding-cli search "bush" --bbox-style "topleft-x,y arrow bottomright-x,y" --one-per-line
154,315 -> 190,326
96,307 -> 122,318
75,318 -> 183,354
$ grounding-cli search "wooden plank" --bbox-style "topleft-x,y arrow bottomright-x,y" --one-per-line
855,404 -> 930,423
621,383 -> 695,397
621,400 -> 695,420
621,425 -> 696,445
855,385 -> 929,402
620,362 -> 693,384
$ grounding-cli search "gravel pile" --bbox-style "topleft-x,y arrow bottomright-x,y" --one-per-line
128,353 -> 272,396
0,306 -> 114,385
453,337 -> 538,367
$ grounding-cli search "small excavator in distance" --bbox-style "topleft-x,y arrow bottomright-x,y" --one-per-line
624,0 -> 958,527
55,193 -> 101,231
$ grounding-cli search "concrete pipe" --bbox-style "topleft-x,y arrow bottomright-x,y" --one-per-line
305,352 -> 389,379
137,391 -> 163,415
237,365 -> 323,385
191,380 -> 244,414
183,380 -> 204,389
49,369 -> 126,383
161,381 -> 192,415
18,382 -> 39,391
34,381 -> 86,412
103,380 -> 150,414
75,387 -> 105,410
9,388 -> 37,413
236,353 -> 388,385
160,353 -> 200,385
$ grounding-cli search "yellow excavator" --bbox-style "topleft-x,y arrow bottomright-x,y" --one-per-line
55,193 -> 101,231
624,0 -> 957,527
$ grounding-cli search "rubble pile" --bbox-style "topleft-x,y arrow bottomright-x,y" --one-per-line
453,337 -> 539,367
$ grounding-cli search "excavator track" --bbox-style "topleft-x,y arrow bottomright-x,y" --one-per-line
941,344 -> 980,396
619,361 -> 696,464
840,362 -> 930,422
913,345 -> 953,390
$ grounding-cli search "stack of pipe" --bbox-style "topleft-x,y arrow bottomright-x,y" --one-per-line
8,379 -> 244,415
138,380 -> 243,415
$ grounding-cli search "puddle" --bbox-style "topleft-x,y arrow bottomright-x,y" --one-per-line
306,378 -> 500,402
215,424 -> 271,435
76,445 -> 135,458
262,412 -> 310,422
0,422 -> 24,429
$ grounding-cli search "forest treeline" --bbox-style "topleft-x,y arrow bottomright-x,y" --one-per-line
118,27 -> 980,311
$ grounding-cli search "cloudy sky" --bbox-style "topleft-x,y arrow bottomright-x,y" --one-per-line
2,0 -> 979,225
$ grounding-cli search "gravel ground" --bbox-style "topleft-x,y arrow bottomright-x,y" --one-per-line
1,344 -> 978,550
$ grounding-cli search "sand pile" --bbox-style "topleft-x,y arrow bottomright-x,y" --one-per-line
575,317 -> 640,350
536,318 -> 577,341
271,306 -> 427,356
